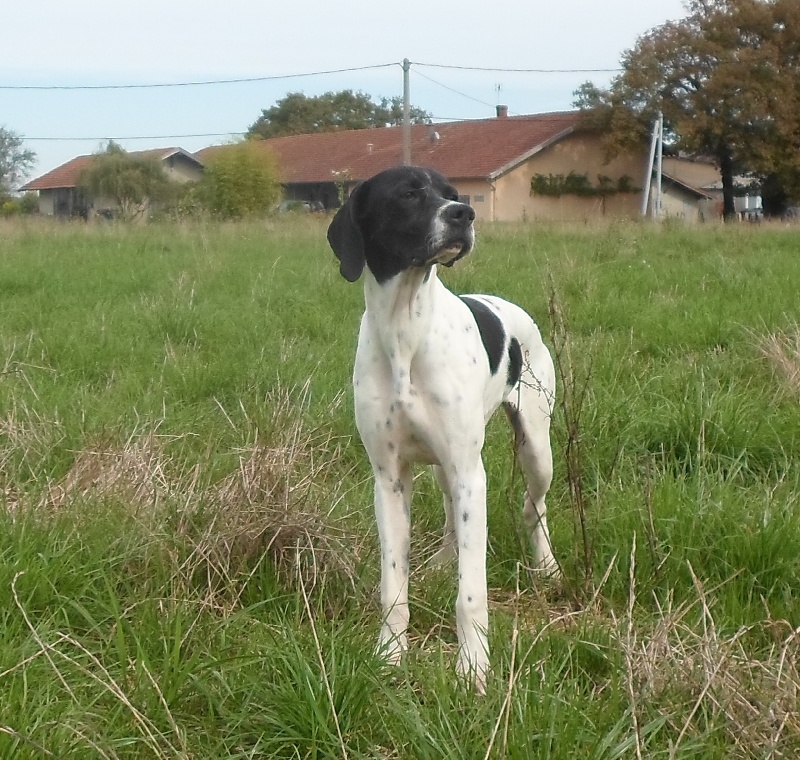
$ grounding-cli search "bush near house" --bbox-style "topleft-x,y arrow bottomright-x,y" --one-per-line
198,140 -> 282,218
0,192 -> 38,216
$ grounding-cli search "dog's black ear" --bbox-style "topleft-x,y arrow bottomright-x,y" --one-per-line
327,183 -> 366,282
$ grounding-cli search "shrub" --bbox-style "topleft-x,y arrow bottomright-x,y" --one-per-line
0,192 -> 38,216
199,140 -> 282,218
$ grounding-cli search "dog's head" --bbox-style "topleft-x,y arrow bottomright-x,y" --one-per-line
327,166 -> 476,283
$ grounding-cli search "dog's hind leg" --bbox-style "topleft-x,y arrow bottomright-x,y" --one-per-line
503,390 -> 559,577
428,464 -> 458,566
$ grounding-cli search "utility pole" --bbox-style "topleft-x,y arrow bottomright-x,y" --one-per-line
402,58 -> 411,165
655,111 -> 664,220
641,117 -> 659,217
641,111 -> 664,219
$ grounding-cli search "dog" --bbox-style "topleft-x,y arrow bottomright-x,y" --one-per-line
327,165 -> 557,692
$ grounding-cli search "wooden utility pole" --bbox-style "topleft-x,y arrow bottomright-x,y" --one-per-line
402,58 -> 411,165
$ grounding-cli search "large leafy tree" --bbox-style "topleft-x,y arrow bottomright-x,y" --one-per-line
0,127 -> 36,195
79,142 -> 170,220
576,0 -> 800,217
247,90 -> 431,138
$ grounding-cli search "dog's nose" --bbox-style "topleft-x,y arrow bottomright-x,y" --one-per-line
444,203 -> 475,225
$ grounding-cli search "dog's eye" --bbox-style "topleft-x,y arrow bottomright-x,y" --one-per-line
402,189 -> 418,200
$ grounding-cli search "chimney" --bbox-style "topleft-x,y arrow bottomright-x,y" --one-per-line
366,143 -> 373,154
496,104 -> 508,119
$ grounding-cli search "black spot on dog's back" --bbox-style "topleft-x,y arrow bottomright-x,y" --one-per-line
507,337 -> 522,388
460,296 -> 504,375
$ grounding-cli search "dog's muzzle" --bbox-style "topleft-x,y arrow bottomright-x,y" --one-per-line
426,202 -> 475,266
432,241 -> 471,266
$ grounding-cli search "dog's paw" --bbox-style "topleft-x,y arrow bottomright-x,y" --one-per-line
455,652 -> 488,696
530,553 -> 562,582
376,629 -> 407,665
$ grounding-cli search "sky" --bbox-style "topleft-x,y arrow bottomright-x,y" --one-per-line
3,0 -> 689,183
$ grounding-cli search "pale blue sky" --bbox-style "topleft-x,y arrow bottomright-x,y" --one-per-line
3,0 -> 688,182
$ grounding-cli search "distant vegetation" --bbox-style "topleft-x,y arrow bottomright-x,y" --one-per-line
0,125 -> 36,200
75,140 -> 283,220
576,0 -> 800,218
247,89 -> 432,138
79,141 -> 171,221
197,140 -> 282,218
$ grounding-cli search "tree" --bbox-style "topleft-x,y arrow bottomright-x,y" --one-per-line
79,142 -> 170,220
198,140 -> 282,218
575,0 -> 800,218
0,127 -> 36,196
247,90 -> 431,138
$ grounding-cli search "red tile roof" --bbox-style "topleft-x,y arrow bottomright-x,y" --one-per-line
198,111 -> 582,184
21,155 -> 95,191
21,147 -> 198,191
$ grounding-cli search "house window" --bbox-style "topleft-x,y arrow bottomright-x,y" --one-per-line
458,194 -> 470,205
474,195 -> 485,203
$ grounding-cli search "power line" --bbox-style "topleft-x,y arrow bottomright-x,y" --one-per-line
411,69 -> 498,111
412,61 -> 622,74
24,132 -> 246,142
2,60 -> 620,92
13,59 -> 600,147
0,63 -> 399,91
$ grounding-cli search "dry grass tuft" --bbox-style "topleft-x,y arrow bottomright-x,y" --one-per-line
42,429 -> 173,514
195,402 -> 365,601
4,384 -> 367,612
1,402 -> 66,511
756,324 -> 800,399
617,563 -> 800,758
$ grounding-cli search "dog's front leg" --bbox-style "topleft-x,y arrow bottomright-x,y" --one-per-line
373,462 -> 413,664
450,460 -> 490,693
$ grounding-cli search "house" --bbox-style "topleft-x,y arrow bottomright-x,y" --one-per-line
199,108 -> 721,222
21,147 -> 204,218
656,156 -> 723,221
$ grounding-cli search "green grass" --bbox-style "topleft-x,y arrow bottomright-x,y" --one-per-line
1,216 -> 799,757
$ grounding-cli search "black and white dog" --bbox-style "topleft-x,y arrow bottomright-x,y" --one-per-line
327,165 -> 557,691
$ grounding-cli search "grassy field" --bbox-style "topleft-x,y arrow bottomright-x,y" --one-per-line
0,216 -> 798,758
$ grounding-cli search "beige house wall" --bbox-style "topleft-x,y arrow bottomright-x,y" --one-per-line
450,178 -> 495,221
655,186 -> 705,221
452,139 -> 720,223
662,157 -> 720,190
493,132 -> 648,222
